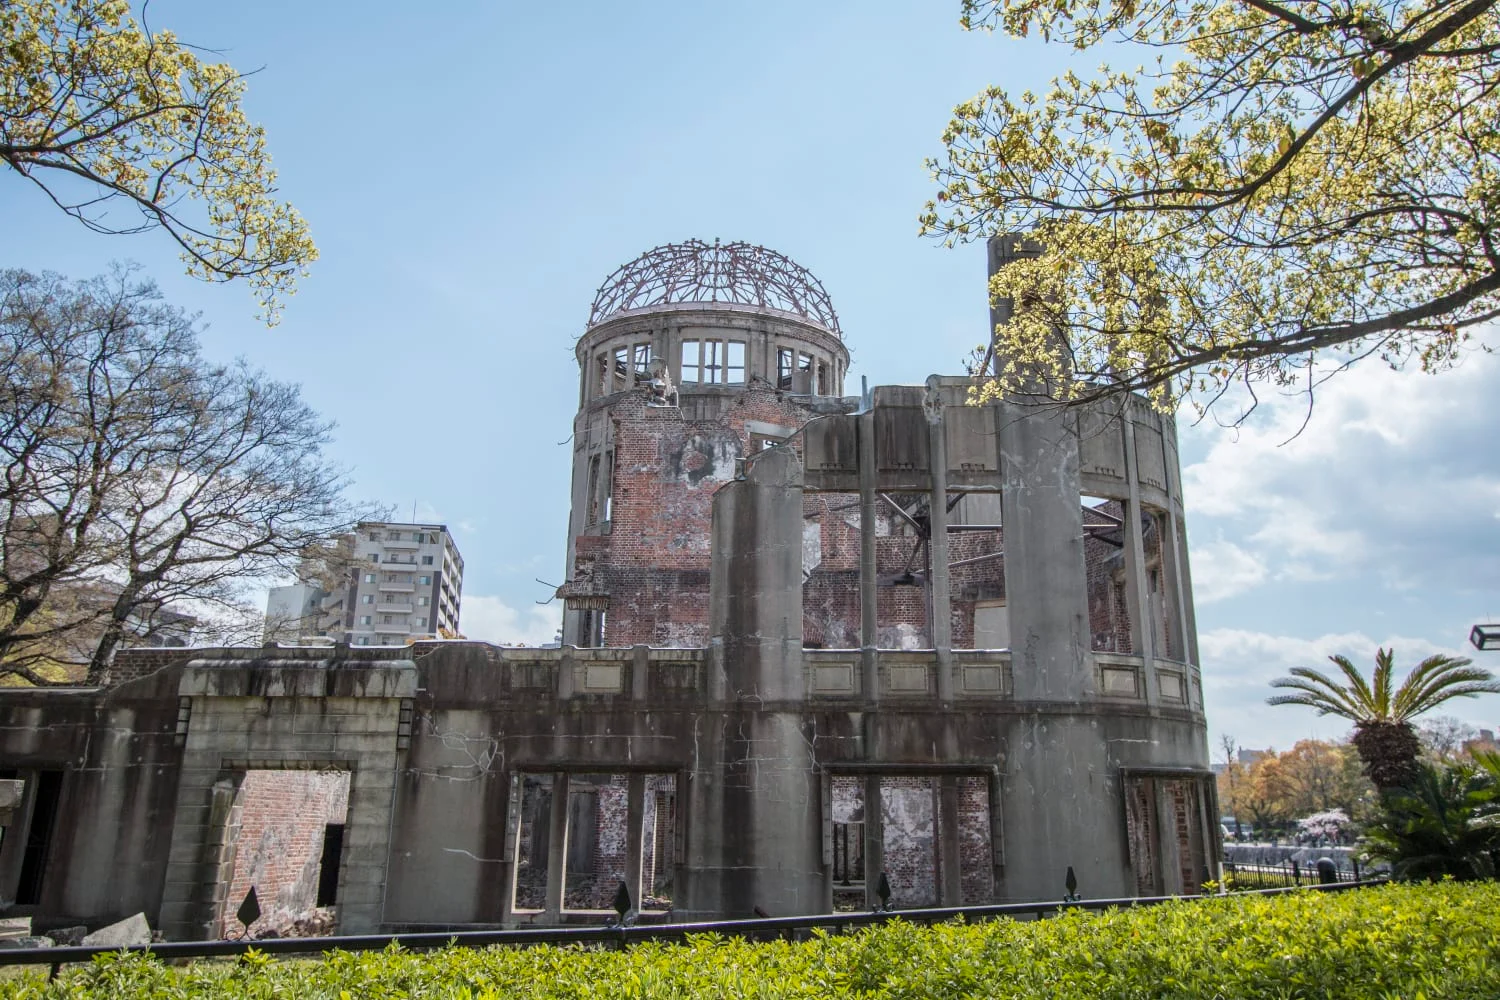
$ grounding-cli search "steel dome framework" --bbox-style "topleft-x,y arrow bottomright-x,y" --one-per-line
588,239 -> 842,335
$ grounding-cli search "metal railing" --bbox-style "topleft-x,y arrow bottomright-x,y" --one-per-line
1222,858 -> 1375,889
0,878 -> 1386,973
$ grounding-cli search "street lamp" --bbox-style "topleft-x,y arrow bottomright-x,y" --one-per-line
1470,624 -> 1500,651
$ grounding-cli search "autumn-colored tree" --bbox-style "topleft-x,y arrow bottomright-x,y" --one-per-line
0,1 -> 315,321
922,0 -> 1500,415
1271,739 -> 1377,822
1217,751 -> 1293,835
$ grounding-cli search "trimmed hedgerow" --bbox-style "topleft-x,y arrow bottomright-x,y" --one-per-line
3,882 -> 1498,999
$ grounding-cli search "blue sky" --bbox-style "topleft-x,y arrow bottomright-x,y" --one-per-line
5,1 -> 1498,751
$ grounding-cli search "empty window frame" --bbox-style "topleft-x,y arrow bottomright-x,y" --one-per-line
510,772 -> 678,915
831,773 -> 994,910
777,347 -> 795,389
681,339 -> 746,385
585,455 -> 601,526
830,775 -> 867,912
680,340 -> 701,383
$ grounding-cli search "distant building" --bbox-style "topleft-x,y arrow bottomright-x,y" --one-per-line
332,522 -> 463,646
264,523 -> 464,647
1463,728 -> 1497,756
263,582 -> 328,644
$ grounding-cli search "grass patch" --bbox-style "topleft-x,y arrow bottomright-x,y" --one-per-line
2,882 -> 1497,998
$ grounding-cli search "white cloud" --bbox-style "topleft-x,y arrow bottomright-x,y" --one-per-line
1182,349 -> 1500,597
1190,539 -> 1267,603
1200,627 -> 1497,752
459,594 -> 561,646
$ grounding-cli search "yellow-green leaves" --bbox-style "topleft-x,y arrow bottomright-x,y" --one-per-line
931,0 -> 1500,416
0,1 -> 316,323
4,883 -> 1500,998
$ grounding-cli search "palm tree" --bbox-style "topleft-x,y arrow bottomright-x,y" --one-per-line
1267,648 -> 1500,793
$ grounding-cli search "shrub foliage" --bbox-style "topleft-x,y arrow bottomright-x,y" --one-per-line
4,883 -> 1498,999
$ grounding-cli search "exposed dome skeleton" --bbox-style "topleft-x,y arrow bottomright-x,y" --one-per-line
588,239 -> 842,335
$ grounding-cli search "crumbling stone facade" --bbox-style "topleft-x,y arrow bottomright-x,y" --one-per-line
0,239 -> 1212,940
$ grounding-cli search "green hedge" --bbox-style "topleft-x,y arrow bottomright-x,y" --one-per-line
5,883 -> 1498,999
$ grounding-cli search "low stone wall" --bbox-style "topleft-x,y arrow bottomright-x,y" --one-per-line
1224,843 -> 1362,871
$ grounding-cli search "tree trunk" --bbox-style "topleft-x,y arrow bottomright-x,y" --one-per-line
1350,720 -> 1422,793
85,586 -> 142,684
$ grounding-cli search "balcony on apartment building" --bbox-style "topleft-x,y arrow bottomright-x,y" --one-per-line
377,602 -> 414,614
378,555 -> 422,568
382,535 -> 423,550
378,579 -> 416,593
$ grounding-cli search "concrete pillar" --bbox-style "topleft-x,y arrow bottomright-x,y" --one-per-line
989,236 -> 1130,904
937,775 -> 962,905
624,773 -> 646,910
925,377 -> 954,701
631,645 -> 650,700
543,772 -> 570,921
1164,509 -> 1194,665
680,446 -> 823,918
997,401 -> 1091,702
1121,414 -> 1160,700
863,773 -> 884,910
858,410 -> 879,698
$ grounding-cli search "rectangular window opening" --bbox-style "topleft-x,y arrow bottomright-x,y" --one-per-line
512,773 -> 554,911
831,775 -> 867,912
14,770 -> 63,906
680,340 -> 701,384
726,341 -> 746,384
879,775 -> 938,908
777,347 -> 795,390
316,823 -> 345,906
511,772 -> 677,914
613,346 -> 630,393
563,773 -> 621,910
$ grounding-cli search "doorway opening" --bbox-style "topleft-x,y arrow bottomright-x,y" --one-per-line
220,769 -> 350,938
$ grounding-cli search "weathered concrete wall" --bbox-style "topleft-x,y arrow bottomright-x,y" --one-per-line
0,379 -> 1209,937
0,662 -> 184,929
155,649 -> 413,940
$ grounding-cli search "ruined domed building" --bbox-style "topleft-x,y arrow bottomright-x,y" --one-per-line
0,238 -> 1211,940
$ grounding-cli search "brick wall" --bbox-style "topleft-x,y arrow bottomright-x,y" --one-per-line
564,774 -> 628,910
221,770 -> 349,936
956,775 -> 993,904
94,648 -> 186,687
879,776 -> 937,907
577,385 -> 1133,654
591,386 -> 826,648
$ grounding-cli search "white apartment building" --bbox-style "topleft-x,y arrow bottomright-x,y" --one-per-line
334,522 -> 464,646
